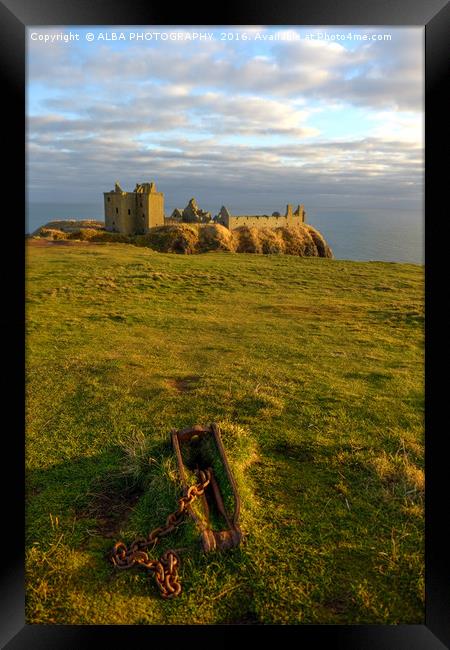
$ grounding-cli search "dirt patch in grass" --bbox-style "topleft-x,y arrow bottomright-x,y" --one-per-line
225,611 -> 262,625
78,482 -> 143,538
271,442 -> 316,462
166,375 -> 201,393
322,594 -> 354,616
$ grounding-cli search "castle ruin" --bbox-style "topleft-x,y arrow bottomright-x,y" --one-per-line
104,180 -> 306,234
169,198 -> 212,224
216,204 -> 306,230
104,181 -> 165,234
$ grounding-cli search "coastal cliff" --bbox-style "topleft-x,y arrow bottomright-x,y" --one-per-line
31,221 -> 333,258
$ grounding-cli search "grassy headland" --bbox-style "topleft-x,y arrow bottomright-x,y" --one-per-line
31,220 -> 333,257
26,241 -> 424,624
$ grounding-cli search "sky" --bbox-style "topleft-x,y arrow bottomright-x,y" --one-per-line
26,26 -> 424,218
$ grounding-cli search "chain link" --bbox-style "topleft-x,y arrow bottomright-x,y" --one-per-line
110,468 -> 211,599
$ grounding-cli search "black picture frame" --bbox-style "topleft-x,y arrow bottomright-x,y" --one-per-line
1,0 -> 448,647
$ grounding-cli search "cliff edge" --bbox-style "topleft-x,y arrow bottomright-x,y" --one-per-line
31,221 -> 333,258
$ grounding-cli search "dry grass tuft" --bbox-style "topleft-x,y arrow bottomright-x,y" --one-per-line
198,223 -> 235,252
258,227 -> 286,254
67,228 -> 100,241
304,224 -> 334,258
371,441 -> 424,500
232,224 -> 333,257
277,225 -> 317,256
233,226 -> 262,254
141,224 -> 199,254
37,228 -> 69,241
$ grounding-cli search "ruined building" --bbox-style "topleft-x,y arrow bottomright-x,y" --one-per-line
216,204 -> 306,230
104,181 -> 165,234
104,180 -> 306,234
169,198 -> 212,224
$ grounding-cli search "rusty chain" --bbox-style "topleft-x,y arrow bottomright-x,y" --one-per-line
110,468 -> 211,599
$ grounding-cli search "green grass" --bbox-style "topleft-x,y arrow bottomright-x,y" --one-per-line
25,241 -> 424,624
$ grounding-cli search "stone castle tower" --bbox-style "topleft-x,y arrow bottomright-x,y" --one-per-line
104,181 -> 164,235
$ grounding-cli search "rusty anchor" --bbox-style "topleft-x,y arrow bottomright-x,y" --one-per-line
171,423 -> 242,552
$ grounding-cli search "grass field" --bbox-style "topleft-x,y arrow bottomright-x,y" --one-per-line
25,241 -> 424,625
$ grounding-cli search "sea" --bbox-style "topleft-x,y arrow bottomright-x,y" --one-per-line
26,202 -> 424,265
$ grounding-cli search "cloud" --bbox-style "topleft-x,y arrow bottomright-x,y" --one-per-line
368,111 -> 423,144
28,28 -> 423,111
26,26 -> 424,214
27,130 -> 423,214
30,86 -> 319,140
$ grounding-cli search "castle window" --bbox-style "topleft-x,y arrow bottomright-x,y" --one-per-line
142,214 -> 145,219
115,208 -> 118,214
107,197 -> 110,202
128,209 -> 131,215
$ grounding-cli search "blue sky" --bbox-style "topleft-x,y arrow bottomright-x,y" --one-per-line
26,26 -> 423,216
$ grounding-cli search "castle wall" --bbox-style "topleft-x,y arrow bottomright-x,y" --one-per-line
147,192 -> 164,229
134,192 -> 148,234
217,203 -> 305,230
104,192 -> 137,235
227,214 -> 304,230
